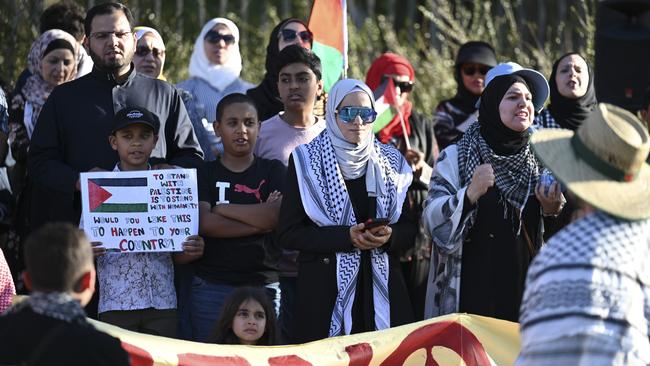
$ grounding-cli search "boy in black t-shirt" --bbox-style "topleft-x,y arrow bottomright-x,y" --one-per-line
192,93 -> 285,342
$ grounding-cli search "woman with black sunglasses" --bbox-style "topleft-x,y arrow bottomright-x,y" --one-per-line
277,79 -> 415,343
246,19 -> 316,122
177,18 -> 253,159
433,41 -> 497,149
365,53 -> 438,320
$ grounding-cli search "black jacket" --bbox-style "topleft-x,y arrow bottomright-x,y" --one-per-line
27,65 -> 204,227
277,157 -> 415,343
0,307 -> 129,365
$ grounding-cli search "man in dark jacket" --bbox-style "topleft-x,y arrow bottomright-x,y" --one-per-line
28,2 -> 203,228
0,223 -> 129,365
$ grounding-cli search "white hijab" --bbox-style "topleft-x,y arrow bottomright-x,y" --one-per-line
188,18 -> 243,91
325,79 -> 386,197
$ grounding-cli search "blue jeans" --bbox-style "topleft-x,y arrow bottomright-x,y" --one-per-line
189,276 -> 280,342
174,263 -> 195,340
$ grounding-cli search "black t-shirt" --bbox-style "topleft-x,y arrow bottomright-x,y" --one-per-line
197,156 -> 286,285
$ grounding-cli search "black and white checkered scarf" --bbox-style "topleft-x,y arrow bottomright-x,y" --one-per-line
457,122 -> 540,232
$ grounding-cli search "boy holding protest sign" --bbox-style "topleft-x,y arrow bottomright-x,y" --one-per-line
193,93 -> 286,342
92,106 -> 204,338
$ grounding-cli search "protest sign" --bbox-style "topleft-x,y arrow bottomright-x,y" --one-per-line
80,169 -> 198,253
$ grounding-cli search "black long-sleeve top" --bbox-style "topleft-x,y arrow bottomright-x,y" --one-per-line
277,156 -> 416,342
27,65 -> 204,226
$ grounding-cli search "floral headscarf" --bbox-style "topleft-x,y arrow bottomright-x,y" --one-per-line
22,29 -> 79,137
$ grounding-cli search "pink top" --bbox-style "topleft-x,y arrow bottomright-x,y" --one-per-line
0,249 -> 15,313
255,113 -> 326,166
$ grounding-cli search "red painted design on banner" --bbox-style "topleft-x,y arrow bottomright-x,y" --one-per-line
380,321 -> 491,366
121,342 -> 154,366
346,343 -> 373,366
268,355 -> 313,365
178,354 -> 251,366
122,320 -> 491,366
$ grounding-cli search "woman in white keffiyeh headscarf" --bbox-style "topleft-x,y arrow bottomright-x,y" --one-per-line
277,79 -> 415,343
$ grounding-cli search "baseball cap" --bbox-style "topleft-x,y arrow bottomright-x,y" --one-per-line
455,41 -> 497,67
112,106 -> 160,135
477,62 -> 550,112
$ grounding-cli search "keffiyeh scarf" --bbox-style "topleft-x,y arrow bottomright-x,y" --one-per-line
292,131 -> 412,336
457,122 -> 540,232
6,291 -> 87,325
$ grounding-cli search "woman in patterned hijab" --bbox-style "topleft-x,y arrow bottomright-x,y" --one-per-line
11,29 -> 78,140
7,29 -> 79,219
277,79 -> 415,343
423,67 -> 564,322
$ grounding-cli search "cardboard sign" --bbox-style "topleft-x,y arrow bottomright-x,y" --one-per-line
80,169 -> 198,253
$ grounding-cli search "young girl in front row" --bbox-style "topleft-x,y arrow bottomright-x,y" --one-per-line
210,287 -> 278,345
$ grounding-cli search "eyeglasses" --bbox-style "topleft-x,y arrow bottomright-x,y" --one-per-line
461,65 -> 490,76
335,107 -> 377,124
204,30 -> 235,45
90,31 -> 132,41
135,46 -> 165,58
279,29 -> 313,43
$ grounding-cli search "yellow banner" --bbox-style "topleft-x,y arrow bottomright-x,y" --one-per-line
91,313 -> 520,366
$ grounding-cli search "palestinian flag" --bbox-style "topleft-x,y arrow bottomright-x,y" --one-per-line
372,77 -> 398,133
309,0 -> 347,92
88,178 -> 148,213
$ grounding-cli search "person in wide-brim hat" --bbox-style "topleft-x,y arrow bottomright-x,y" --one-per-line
517,104 -> 650,365
530,103 -> 650,220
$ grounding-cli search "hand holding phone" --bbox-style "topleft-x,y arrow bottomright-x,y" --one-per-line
364,218 -> 390,230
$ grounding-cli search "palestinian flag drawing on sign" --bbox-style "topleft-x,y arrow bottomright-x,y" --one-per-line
88,178 -> 148,213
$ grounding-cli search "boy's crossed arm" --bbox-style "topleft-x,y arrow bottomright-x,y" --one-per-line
211,191 -> 282,231
199,201 -> 269,238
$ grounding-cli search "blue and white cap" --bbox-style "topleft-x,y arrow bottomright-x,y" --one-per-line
476,62 -> 550,112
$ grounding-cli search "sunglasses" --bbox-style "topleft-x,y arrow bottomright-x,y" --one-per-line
336,107 -> 377,124
461,65 -> 491,76
395,80 -> 414,93
135,46 -> 165,58
204,30 -> 236,45
279,29 -> 313,43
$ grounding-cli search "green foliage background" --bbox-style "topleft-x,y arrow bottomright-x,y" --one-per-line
0,0 -> 596,114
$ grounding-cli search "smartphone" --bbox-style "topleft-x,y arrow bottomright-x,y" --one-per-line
364,218 -> 390,229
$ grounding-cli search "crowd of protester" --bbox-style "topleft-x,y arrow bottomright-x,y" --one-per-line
0,1 -> 649,364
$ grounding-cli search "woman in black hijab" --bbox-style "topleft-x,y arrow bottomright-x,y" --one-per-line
533,53 -> 597,238
246,18 -> 312,121
433,41 -> 497,149
423,67 -> 565,322
534,52 -> 597,130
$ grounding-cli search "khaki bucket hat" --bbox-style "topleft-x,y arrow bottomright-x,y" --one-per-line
531,103 -> 650,220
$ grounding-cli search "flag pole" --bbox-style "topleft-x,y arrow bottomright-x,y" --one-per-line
342,0 -> 348,79
395,107 -> 411,151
